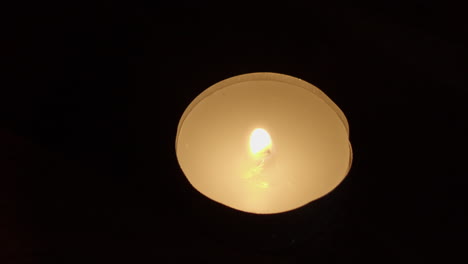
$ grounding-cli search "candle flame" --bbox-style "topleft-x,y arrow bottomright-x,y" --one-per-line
244,128 -> 272,188
249,128 -> 272,158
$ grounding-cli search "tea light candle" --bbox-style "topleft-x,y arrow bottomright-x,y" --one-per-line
176,72 -> 352,214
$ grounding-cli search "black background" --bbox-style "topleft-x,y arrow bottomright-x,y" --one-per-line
2,2 -> 467,263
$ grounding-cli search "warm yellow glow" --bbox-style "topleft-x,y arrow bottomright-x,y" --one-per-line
244,129 -> 272,188
249,128 -> 272,158
256,181 -> 269,189
243,160 -> 265,179
176,72 -> 352,214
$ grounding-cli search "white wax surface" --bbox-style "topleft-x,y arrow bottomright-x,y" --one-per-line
176,72 -> 352,214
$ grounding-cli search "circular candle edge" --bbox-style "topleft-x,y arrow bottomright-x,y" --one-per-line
175,72 -> 353,214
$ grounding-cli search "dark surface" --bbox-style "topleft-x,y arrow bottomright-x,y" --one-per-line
2,2 -> 466,263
